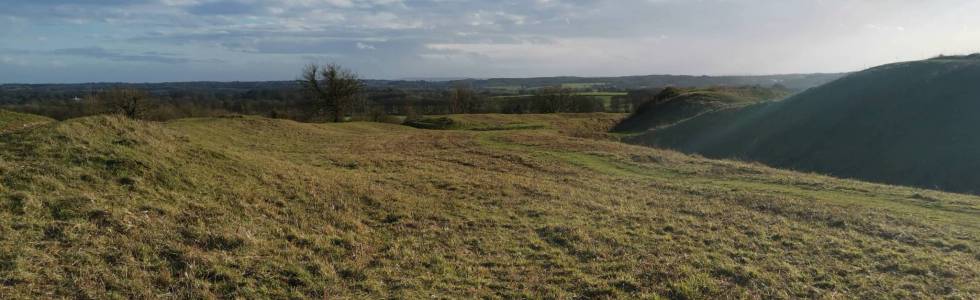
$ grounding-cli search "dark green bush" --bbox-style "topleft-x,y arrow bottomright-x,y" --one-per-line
403,117 -> 457,130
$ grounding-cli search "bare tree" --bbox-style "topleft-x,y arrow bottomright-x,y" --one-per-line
450,83 -> 476,114
89,88 -> 151,119
300,63 -> 364,122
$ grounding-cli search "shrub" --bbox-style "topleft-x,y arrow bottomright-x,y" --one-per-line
403,117 -> 457,130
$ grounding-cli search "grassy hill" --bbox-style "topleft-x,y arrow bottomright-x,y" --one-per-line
613,86 -> 790,133
0,109 -> 53,134
0,114 -> 977,298
626,55 -> 980,195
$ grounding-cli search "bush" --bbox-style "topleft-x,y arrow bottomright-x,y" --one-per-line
361,106 -> 401,124
403,117 -> 457,130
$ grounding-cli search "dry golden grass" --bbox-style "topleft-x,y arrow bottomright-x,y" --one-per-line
0,113 -> 977,299
0,109 -> 53,134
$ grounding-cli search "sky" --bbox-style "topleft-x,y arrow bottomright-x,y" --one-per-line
1,0 -> 979,83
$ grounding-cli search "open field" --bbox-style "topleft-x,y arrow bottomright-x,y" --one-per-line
486,83 -> 612,91
485,85 -> 525,93
491,92 -> 627,99
574,92 -> 628,97
572,92 -> 628,106
489,92 -> 628,110
561,83 -> 608,89
0,113 -> 977,298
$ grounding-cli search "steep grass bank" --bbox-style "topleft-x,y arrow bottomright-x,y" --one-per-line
628,56 -> 980,194
612,87 -> 789,133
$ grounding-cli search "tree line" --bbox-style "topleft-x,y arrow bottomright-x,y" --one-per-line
0,63 -> 668,122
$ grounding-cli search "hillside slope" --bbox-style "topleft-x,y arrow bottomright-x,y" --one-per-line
629,55 -> 980,194
613,87 -> 790,132
0,114 -> 977,298
0,109 -> 53,134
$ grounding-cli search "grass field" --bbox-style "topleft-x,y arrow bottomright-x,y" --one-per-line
572,92 -> 628,107
574,92 -> 628,97
485,86 -> 525,93
490,92 -> 628,110
0,113 -> 977,298
491,92 -> 626,99
561,83 -> 608,89
486,83 -> 612,91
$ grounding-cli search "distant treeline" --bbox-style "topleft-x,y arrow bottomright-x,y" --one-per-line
0,79 -> 793,122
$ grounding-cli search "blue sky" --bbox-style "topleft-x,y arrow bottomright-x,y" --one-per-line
1,0 -> 979,83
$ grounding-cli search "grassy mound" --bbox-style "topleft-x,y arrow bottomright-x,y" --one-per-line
0,114 -> 977,298
612,86 -> 789,133
0,109 -> 53,134
627,56 -> 980,194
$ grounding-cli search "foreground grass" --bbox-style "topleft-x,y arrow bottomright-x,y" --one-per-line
0,113 -> 977,298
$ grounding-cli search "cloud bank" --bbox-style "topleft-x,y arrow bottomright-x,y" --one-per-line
1,0 -> 979,82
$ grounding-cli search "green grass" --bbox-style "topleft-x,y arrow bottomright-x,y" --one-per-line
491,92 -> 626,99
560,83 -> 608,89
633,56 -> 980,195
489,95 -> 530,99
0,113 -> 977,298
423,113 -> 624,139
0,109 -> 54,134
486,85 -> 524,92
613,86 -> 790,132
574,92 -> 627,97
489,92 -> 627,111
486,82 -> 610,90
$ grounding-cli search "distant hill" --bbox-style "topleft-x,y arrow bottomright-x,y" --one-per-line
0,73 -> 844,102
453,73 -> 845,91
612,86 -> 791,132
627,54 -> 980,194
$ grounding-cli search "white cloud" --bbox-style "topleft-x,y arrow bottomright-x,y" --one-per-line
3,0 -> 980,82
356,42 -> 376,50
0,55 -> 28,66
